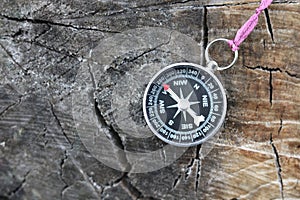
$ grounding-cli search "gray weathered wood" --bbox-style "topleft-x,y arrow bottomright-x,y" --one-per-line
0,0 -> 299,199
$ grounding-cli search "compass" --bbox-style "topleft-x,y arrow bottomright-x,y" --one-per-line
143,62 -> 227,147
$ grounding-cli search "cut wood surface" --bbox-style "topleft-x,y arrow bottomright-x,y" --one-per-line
0,0 -> 299,199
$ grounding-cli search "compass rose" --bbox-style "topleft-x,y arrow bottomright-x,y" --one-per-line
163,84 -> 205,126
143,63 -> 227,147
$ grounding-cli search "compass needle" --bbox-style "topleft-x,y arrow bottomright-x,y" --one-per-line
189,101 -> 201,106
180,88 -> 184,99
173,109 -> 181,119
183,111 -> 187,122
167,104 -> 178,109
186,90 -> 194,100
163,84 -> 180,103
187,108 -> 205,126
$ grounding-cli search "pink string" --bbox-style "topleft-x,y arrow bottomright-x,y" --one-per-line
228,0 -> 273,51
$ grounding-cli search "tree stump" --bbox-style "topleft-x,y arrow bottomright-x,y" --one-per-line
0,0 -> 299,199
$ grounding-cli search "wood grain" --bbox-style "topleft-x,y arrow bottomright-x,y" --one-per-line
0,0 -> 299,199
201,2 -> 300,199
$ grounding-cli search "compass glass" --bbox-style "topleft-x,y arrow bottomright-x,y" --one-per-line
143,63 -> 227,147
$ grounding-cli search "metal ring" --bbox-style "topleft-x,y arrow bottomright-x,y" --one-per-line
205,38 -> 239,71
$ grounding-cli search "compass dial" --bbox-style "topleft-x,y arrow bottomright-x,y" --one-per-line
143,63 -> 227,147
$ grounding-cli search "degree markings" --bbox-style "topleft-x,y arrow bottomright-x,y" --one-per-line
211,88 -> 220,93
200,130 -> 205,137
205,77 -> 212,84
144,64 -> 226,146
213,101 -> 222,104
207,122 -> 215,128
154,73 -> 215,136
212,112 -> 221,116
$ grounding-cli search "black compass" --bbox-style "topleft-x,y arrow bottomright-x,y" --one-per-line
143,63 -> 227,147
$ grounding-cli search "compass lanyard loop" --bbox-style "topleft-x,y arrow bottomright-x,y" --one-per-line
205,0 -> 273,71
228,0 -> 273,51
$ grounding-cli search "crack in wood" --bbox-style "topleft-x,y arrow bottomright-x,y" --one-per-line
270,133 -> 284,200
184,158 -> 195,180
94,100 -> 132,172
205,2 -> 269,8
264,8 -> 275,43
201,6 -> 208,66
111,172 -> 128,186
60,150 -> 68,173
89,62 -> 132,172
130,31 -> 174,62
273,0 -> 299,4
243,65 -> 298,106
285,70 -> 298,78
32,24 -> 52,40
106,30 -> 174,74
195,145 -> 202,192
127,0 -> 198,10
205,1 -> 298,8
49,102 -> 73,147
269,70 -> 273,106
62,157 -> 102,198
244,66 -> 278,106
41,125 -> 49,147
171,147 -> 203,192
48,127 -> 102,199
195,159 -> 202,192
25,39 -> 79,58
89,8 -> 126,18
244,65 -> 282,73
8,170 -> 31,198
88,63 -> 97,89
11,29 -> 24,38
60,149 -> 70,200
244,65 -> 298,79
0,14 -> 120,33
172,174 -> 182,189
100,172 -> 130,197
0,42 -> 27,73
60,184 -> 71,200
120,176 -> 143,200
278,117 -> 283,135
0,98 -> 22,118
52,57 -> 82,82
182,145 -> 203,192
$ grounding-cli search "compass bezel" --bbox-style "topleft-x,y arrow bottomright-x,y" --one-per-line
143,62 -> 227,147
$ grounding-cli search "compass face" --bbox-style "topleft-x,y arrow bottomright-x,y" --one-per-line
143,63 -> 227,147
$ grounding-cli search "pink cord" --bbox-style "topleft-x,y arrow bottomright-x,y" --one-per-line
228,0 -> 273,51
